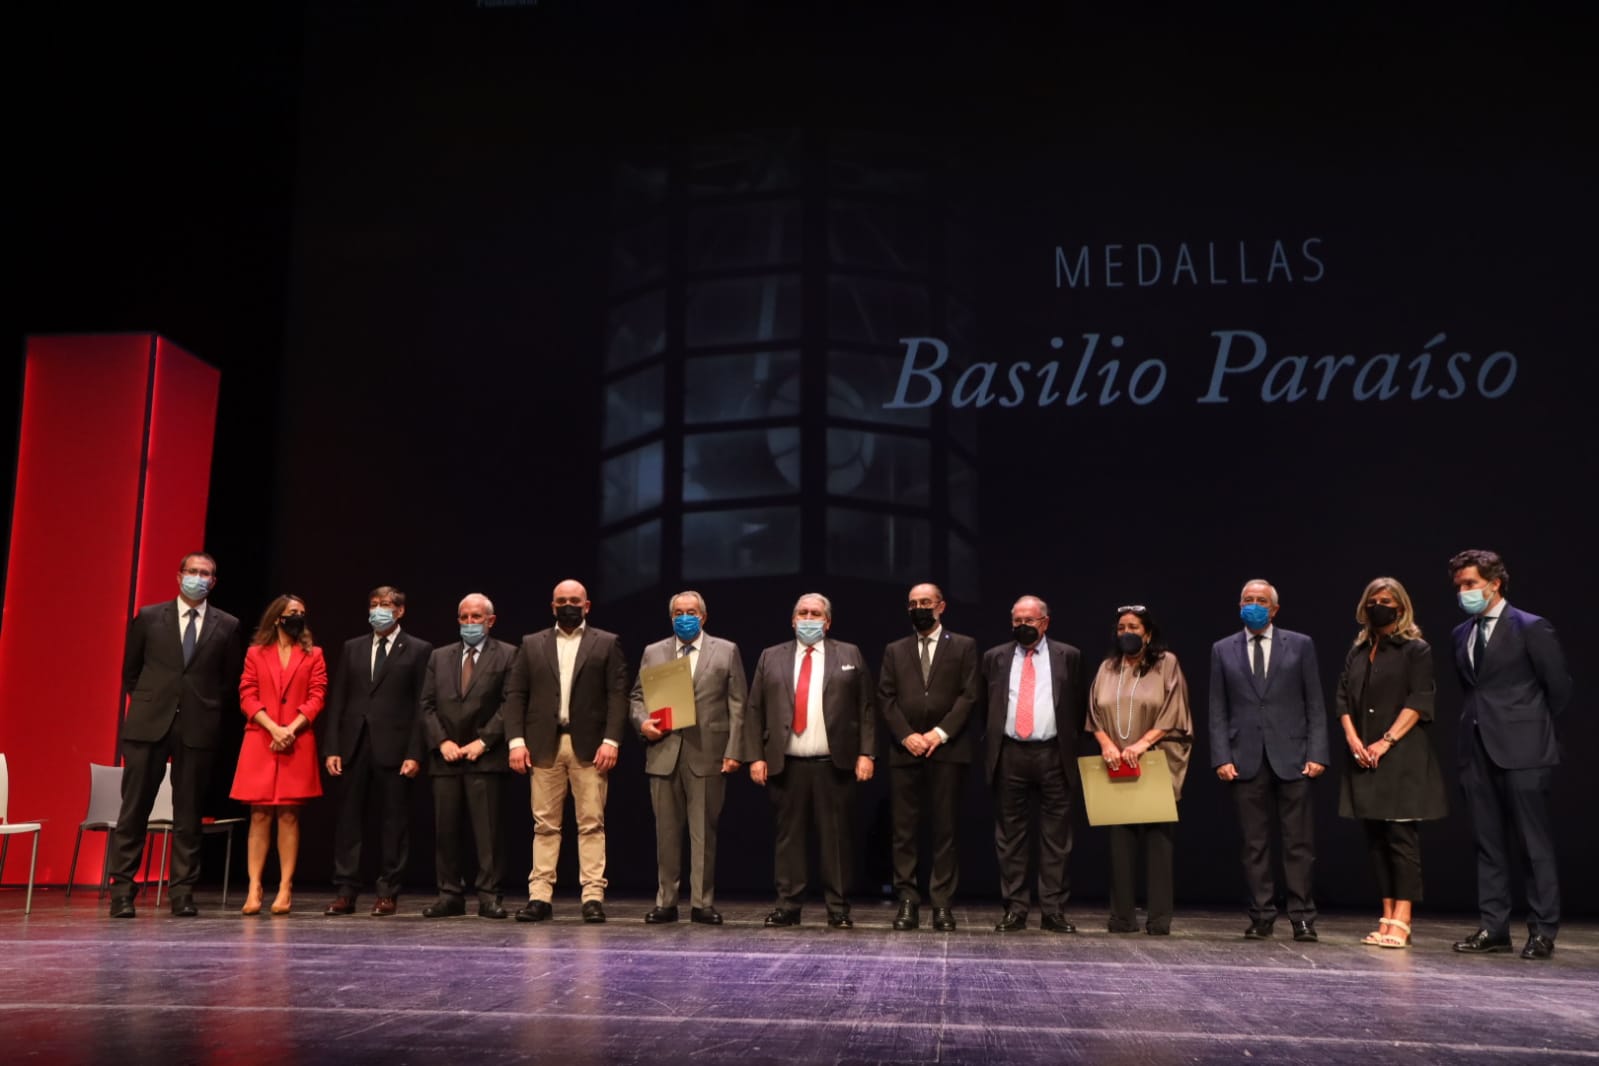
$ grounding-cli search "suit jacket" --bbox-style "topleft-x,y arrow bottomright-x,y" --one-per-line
419,638 -> 515,775
743,638 -> 876,774
232,643 -> 328,801
981,637 -> 1086,786
323,628 -> 433,766
121,599 -> 245,749
502,625 -> 629,766
877,628 -> 981,765
1453,604 -> 1572,770
1207,627 -> 1329,780
629,633 -> 749,778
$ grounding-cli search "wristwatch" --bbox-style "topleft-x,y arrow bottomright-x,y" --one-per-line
1382,731 -> 1399,745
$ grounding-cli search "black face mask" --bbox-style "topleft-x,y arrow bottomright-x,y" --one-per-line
1012,623 -> 1039,646
1365,602 -> 1399,629
909,607 -> 938,632
280,614 -> 307,639
554,604 -> 585,630
1117,632 -> 1145,656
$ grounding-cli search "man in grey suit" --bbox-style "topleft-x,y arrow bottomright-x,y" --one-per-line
746,592 -> 876,928
1209,579 -> 1328,942
630,590 -> 748,926
418,593 -> 515,919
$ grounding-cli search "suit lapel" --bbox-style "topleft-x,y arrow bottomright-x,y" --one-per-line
1240,633 -> 1265,697
453,643 -> 469,697
542,628 -> 560,681
573,628 -> 599,682
923,630 -> 954,691
1049,640 -> 1068,705
1262,632 -> 1281,694
369,633 -> 407,692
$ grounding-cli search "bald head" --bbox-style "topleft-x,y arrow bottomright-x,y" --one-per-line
552,579 -> 590,631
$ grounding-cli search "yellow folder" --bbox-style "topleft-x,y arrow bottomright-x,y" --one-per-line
638,655 -> 698,730
1077,749 -> 1179,826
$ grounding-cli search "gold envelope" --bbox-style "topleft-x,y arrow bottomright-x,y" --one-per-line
1077,749 -> 1179,826
638,655 -> 698,731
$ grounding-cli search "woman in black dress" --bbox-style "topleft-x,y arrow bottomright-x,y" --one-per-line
1335,577 -> 1448,948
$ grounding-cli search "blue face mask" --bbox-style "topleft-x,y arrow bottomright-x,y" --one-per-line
1240,603 -> 1271,630
672,615 -> 702,643
369,606 -> 396,631
180,574 -> 211,601
1458,588 -> 1493,616
795,619 -> 826,646
459,623 -> 487,646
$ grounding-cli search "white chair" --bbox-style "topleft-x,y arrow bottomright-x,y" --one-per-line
0,753 -> 44,915
66,763 -> 124,899
145,765 -> 244,906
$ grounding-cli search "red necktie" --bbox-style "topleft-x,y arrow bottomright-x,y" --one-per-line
1017,647 -> 1036,738
793,646 -> 815,736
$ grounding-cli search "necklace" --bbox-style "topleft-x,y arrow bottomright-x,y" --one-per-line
1113,662 -> 1142,740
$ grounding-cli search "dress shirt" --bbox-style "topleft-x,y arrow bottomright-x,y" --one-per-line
1244,624 -> 1273,676
556,624 -> 584,725
176,597 -> 209,640
1467,601 -> 1507,668
371,626 -> 402,675
1006,638 -> 1057,741
786,640 -> 830,757
678,635 -> 701,678
915,625 -> 950,743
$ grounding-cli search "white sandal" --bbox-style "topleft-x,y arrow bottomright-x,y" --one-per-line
1377,919 -> 1412,948
1362,917 -> 1393,945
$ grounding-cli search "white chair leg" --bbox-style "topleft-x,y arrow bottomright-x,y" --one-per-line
25,835 -> 38,915
155,831 -> 171,908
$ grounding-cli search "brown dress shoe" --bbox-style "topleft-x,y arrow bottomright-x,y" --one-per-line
371,896 -> 398,916
324,896 -> 356,916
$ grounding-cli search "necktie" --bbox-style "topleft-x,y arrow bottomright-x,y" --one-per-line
1474,616 -> 1489,672
1252,634 -> 1264,681
919,636 -> 932,686
793,646 -> 815,736
461,646 -> 477,695
1016,648 -> 1036,739
373,635 -> 388,680
182,608 -> 198,666
680,643 -> 694,678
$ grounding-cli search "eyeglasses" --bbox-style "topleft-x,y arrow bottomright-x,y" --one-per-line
1116,604 -> 1147,614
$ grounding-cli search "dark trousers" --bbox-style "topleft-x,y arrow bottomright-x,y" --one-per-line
890,758 -> 964,907
1232,772 -> 1317,922
993,739 -> 1073,916
1361,820 -> 1423,901
1108,822 -> 1175,931
769,756 -> 854,914
331,734 -> 411,898
1462,725 -> 1560,939
107,727 -> 215,898
432,772 -> 502,902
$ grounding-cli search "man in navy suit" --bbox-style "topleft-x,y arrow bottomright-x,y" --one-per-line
1209,579 -> 1327,942
1447,550 -> 1572,960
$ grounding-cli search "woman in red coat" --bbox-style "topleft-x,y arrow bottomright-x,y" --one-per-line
231,594 -> 327,915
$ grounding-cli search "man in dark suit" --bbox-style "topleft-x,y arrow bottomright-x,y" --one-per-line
878,582 -> 979,932
322,585 -> 432,916
1209,578 -> 1328,942
745,592 -> 876,928
984,594 -> 1085,933
108,552 -> 244,917
1447,549 -> 1572,960
418,593 -> 514,919
630,590 -> 748,926
503,578 -> 628,924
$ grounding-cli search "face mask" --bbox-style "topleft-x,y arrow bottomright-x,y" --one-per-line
368,607 -> 396,631
554,604 -> 585,630
1012,623 -> 1039,646
180,574 -> 211,601
1364,602 -> 1399,629
1458,588 -> 1492,616
908,607 -> 938,632
672,614 -> 702,642
280,614 -> 307,639
459,623 -> 487,646
1240,603 -> 1271,630
1117,632 -> 1145,656
795,619 -> 826,646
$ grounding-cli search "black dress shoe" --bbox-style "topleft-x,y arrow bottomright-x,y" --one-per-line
994,910 -> 1027,932
1521,934 -> 1555,960
514,900 -> 553,922
827,912 -> 854,929
893,900 -> 920,931
1041,913 -> 1077,934
1292,920 -> 1318,943
422,898 -> 467,918
477,899 -> 508,919
109,896 -> 136,919
932,908 -> 956,932
581,900 -> 607,924
645,906 -> 679,924
324,896 -> 356,916
764,908 -> 801,927
170,896 -> 198,918
1453,929 -> 1513,953
1244,919 -> 1275,939
1145,923 -> 1171,936
690,907 -> 723,925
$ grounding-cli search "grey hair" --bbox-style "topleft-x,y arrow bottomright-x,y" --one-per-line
458,592 -> 496,615
1012,595 -> 1050,618
793,592 -> 833,622
1240,579 -> 1279,607
669,590 -> 708,619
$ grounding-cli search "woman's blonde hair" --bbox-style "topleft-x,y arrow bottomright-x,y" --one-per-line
1353,576 -> 1423,647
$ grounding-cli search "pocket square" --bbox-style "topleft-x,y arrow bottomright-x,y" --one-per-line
841,663 -> 857,671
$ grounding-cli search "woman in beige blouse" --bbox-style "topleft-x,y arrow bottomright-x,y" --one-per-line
1086,605 -> 1194,935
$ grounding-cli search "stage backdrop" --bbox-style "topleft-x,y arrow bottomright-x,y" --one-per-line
238,6 -> 1594,911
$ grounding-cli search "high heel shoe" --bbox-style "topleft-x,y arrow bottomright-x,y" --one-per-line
241,885 -> 264,916
270,884 -> 293,915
